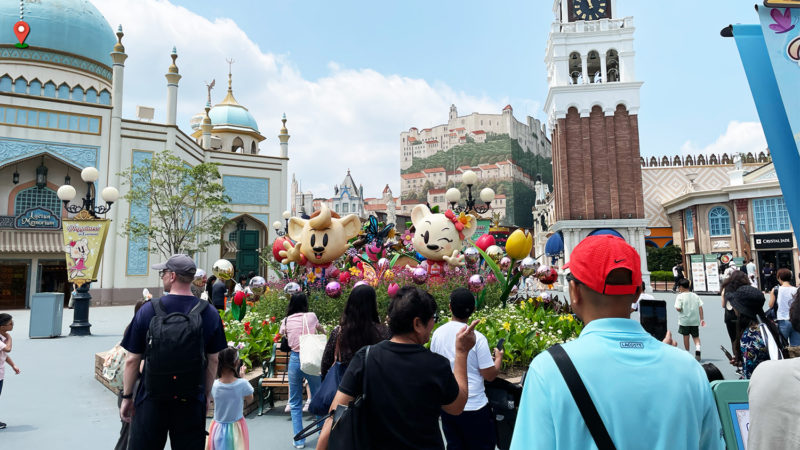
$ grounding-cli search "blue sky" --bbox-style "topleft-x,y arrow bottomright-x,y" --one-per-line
94,0 -> 767,198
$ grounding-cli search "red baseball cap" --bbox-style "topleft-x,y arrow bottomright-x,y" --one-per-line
563,235 -> 642,295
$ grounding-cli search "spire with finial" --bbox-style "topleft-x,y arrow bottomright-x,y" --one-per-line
113,25 -> 125,53
168,47 -> 179,74
278,113 -> 290,144
219,57 -> 242,106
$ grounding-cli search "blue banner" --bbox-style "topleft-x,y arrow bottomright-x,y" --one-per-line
731,22 -> 800,240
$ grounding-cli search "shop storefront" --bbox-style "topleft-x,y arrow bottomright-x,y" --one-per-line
0,207 -> 70,309
753,231 -> 796,289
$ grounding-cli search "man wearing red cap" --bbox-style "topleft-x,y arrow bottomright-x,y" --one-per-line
511,235 -> 723,449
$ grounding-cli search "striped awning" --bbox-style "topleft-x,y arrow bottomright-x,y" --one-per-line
0,230 -> 64,253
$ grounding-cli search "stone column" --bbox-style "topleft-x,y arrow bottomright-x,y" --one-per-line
165,47 -> 181,126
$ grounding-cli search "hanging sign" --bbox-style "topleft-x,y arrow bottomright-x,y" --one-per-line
61,211 -> 111,286
14,207 -> 60,229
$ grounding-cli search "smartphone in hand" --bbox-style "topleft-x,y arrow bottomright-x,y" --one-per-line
496,338 -> 505,351
639,299 -> 668,341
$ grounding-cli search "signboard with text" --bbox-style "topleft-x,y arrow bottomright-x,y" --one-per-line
704,254 -> 721,293
753,232 -> 793,249
14,207 -> 60,229
61,217 -> 110,286
690,254 -> 707,292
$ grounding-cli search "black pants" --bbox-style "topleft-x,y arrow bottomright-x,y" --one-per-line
129,397 -> 206,450
672,276 -> 683,291
441,404 -> 496,450
724,309 -> 742,362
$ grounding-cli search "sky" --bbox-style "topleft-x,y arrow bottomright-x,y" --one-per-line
91,0 -> 768,202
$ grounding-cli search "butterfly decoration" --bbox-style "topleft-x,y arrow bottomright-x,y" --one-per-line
362,264 -> 379,287
364,215 -> 395,248
769,8 -> 796,34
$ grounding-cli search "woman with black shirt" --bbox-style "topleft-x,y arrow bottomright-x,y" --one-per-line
316,286 -> 476,450
320,285 -> 391,379
721,270 -> 752,365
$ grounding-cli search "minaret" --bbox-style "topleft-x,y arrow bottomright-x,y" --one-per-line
449,104 -> 458,121
278,113 -> 290,158
103,25 -> 127,290
201,101 -> 212,150
165,47 -> 181,126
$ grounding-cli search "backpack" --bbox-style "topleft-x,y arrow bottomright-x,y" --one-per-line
144,298 -> 208,400
101,343 -> 127,394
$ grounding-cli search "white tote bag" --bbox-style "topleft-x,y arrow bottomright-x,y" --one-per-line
299,313 -> 327,376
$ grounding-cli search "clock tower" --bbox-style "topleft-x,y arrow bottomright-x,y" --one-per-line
544,0 -> 650,287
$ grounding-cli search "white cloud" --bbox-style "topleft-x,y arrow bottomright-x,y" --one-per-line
91,0 -> 519,202
679,121 -> 767,157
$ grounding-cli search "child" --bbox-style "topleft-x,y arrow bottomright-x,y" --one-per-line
206,347 -> 254,450
674,279 -> 705,360
0,313 -> 22,430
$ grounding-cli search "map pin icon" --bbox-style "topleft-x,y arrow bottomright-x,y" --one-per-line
14,21 -> 30,48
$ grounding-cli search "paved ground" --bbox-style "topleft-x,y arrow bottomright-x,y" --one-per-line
0,290 -> 738,448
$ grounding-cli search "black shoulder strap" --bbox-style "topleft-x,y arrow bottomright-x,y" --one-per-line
152,298 -> 166,317
362,345 -> 370,400
189,298 -> 208,316
547,344 -> 616,450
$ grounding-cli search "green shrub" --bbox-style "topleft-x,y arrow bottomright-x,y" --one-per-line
650,270 -> 674,282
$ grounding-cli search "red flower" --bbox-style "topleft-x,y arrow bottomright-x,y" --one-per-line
246,328 -> 251,335
233,291 -> 246,306
244,321 -> 251,328
262,319 -> 268,327
270,316 -> 276,323
273,332 -> 282,343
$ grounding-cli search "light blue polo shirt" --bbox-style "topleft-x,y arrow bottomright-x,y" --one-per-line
510,318 -> 724,450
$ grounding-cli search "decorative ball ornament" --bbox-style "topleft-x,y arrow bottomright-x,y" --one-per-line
212,259 -> 234,281
377,258 -> 390,272
499,256 -> 512,271
354,280 -> 368,288
520,257 -> 536,276
387,282 -> 400,298
412,267 -> 429,284
325,281 -> 342,298
272,237 -> 291,261
486,245 -> 503,263
540,292 -> 552,302
463,247 -> 480,265
383,269 -> 395,281
468,274 -> 486,293
539,267 -> 558,285
249,276 -> 267,296
283,282 -> 302,295
339,271 -> 351,284
328,267 -> 340,279
475,234 -> 496,252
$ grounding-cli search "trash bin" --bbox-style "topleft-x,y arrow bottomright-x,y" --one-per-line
29,293 -> 64,338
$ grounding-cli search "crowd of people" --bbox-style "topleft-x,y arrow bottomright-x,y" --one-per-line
3,237 -> 797,448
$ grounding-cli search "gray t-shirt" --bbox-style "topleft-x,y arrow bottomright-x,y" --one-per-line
748,358 -> 800,449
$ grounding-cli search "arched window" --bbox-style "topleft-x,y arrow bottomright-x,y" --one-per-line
57,83 -> 70,99
98,90 -> 111,105
685,209 -> 694,239
568,52 -> 582,85
250,141 -> 257,154
708,207 -> 730,236
587,50 -> 600,83
606,49 -> 619,82
43,81 -> 56,97
0,75 -> 12,92
15,187 -> 62,218
13,76 -> 27,94
85,87 -> 97,103
71,85 -> 85,102
29,79 -> 42,96
685,155 -> 695,166
231,137 -> 244,153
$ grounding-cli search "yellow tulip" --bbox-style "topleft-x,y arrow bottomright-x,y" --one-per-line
502,321 -> 511,331
505,229 -> 533,260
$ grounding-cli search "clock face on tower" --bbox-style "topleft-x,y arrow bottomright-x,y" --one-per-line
568,0 -> 611,22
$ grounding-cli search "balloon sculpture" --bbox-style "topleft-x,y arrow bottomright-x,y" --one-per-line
409,205 -> 477,278
279,205 -> 362,281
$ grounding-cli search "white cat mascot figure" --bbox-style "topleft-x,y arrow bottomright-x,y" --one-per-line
410,205 -> 477,278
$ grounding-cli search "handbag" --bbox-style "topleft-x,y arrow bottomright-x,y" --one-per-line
309,332 -> 346,416
548,344 -> 616,450
299,313 -> 327,376
279,318 -> 290,353
329,345 -> 371,450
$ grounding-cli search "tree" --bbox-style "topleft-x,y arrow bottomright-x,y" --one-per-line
119,150 -> 232,259
645,245 -> 683,272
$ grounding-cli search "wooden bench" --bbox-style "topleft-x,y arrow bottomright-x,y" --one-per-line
256,346 -> 291,415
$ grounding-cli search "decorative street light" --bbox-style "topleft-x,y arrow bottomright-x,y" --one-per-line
272,210 -> 291,237
56,166 -> 119,218
56,166 -> 118,336
446,170 -> 495,215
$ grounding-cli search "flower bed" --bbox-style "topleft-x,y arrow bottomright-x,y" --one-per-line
222,277 -> 582,371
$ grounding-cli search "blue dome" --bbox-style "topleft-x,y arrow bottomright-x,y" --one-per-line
0,0 -> 116,67
208,103 -> 259,132
545,232 -> 564,256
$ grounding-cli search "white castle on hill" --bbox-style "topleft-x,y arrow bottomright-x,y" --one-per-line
400,104 -> 551,170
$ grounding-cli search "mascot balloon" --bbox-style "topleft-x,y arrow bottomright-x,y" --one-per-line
279,204 -> 362,279
409,205 -> 477,278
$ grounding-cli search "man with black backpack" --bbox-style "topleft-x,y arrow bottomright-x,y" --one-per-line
120,254 -> 227,449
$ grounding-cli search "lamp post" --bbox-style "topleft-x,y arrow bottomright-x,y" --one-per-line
272,210 -> 291,237
56,166 -> 119,336
446,170 -> 495,215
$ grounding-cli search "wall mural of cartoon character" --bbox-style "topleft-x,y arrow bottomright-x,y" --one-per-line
409,205 -> 477,278
279,204 -> 362,279
65,238 -> 90,278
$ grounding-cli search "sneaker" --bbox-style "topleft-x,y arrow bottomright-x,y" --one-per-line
284,403 -> 291,413
303,399 -> 310,412
695,350 -> 701,361
0,422 -> 6,429
293,443 -> 305,449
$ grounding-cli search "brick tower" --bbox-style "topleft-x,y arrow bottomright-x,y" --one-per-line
544,0 -> 650,287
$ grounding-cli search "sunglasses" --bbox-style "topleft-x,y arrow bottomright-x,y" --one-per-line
566,273 -> 582,286
159,269 -> 173,278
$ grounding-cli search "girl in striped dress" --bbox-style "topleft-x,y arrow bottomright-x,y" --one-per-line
206,347 -> 253,450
